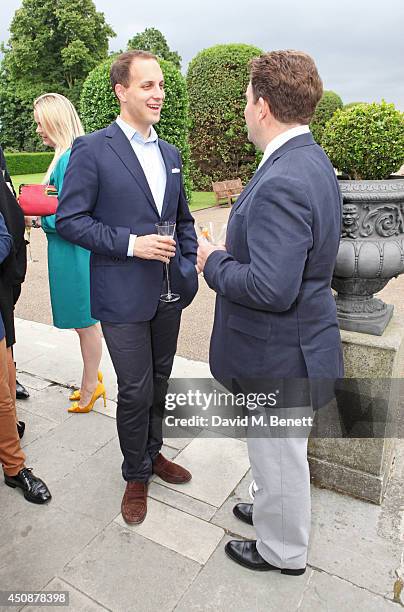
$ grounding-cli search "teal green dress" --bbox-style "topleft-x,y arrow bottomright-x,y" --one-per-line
41,150 -> 98,329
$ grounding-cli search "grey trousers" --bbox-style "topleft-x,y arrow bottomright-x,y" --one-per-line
247,406 -> 313,570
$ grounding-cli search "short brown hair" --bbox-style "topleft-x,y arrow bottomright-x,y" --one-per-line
110,50 -> 158,93
250,50 -> 323,124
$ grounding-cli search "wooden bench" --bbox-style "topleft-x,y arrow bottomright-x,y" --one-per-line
212,178 -> 243,206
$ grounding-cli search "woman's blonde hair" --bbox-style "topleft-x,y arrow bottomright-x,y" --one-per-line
33,93 -> 84,183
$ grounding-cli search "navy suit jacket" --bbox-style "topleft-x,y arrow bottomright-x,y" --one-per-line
56,122 -> 198,322
204,133 -> 344,392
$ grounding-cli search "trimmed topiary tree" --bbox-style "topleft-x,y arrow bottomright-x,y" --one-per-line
322,101 -> 404,179
343,102 -> 367,110
310,90 -> 343,145
187,43 -> 262,190
80,56 -> 192,198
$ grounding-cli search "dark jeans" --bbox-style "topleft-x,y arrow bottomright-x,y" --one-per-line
101,302 -> 181,482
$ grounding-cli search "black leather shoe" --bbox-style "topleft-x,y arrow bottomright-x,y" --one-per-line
16,380 -> 30,400
17,420 -> 25,439
225,540 -> 306,575
4,468 -> 51,504
233,502 -> 253,525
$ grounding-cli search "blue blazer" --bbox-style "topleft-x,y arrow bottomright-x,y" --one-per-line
204,133 -> 344,387
56,122 -> 198,322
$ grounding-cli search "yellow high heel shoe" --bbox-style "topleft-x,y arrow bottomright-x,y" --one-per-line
68,381 -> 107,413
69,371 -> 103,401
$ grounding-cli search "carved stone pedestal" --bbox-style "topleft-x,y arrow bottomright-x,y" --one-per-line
333,179 -> 404,335
308,315 -> 403,504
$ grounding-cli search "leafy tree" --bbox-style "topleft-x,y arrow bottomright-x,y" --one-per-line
0,0 -> 115,150
0,81 -> 47,151
1,0 -> 115,93
310,90 -> 343,145
187,44 -> 262,190
127,28 -> 181,70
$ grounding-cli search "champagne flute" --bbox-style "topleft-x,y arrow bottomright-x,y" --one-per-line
198,221 -> 227,246
155,221 -> 180,303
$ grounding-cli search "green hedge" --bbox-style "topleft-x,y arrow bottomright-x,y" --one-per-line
80,55 -> 192,199
310,90 -> 343,145
4,151 -> 54,175
187,43 -> 263,190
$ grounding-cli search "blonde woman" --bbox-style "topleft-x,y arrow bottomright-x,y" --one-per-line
33,93 -> 105,413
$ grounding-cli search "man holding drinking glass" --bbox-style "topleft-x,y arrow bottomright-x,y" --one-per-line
56,50 -> 198,525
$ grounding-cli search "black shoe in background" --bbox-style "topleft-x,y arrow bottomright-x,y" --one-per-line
4,468 -> 51,504
17,420 -> 25,439
233,502 -> 253,525
16,380 -> 30,400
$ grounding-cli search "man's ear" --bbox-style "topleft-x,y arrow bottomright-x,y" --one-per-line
115,84 -> 126,103
258,96 -> 269,120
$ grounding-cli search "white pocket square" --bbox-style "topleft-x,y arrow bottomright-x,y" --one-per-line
171,168 -> 181,173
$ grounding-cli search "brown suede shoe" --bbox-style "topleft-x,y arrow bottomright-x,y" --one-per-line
153,453 -> 192,484
121,481 -> 148,524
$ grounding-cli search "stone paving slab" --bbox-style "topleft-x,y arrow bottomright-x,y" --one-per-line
22,577 -> 108,611
48,433 -> 177,525
175,535 -> 311,612
20,410 -> 117,487
0,505 -> 103,595
309,484 -> 401,597
16,371 -> 53,391
163,436 -> 194,451
16,385 -> 75,425
299,570 -> 399,611
49,437 -> 124,524
17,406 -> 59,450
154,432 -> 250,507
61,522 -> 201,612
211,469 -> 256,539
115,497 -> 224,564
92,397 -> 117,419
148,481 -> 217,521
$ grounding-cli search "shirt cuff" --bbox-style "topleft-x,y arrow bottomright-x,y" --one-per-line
127,234 -> 137,256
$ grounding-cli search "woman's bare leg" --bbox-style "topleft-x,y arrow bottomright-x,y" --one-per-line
75,324 -> 102,407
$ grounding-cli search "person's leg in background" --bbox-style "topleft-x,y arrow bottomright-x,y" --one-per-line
0,339 -> 24,476
12,286 -> 30,401
0,338 -> 51,504
69,323 -> 104,412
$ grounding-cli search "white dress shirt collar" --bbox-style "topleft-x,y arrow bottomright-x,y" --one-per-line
258,125 -> 310,169
116,115 -> 158,144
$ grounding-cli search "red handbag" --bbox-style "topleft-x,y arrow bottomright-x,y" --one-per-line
18,184 -> 58,216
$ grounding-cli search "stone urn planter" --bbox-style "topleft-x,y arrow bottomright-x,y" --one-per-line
332,179 -> 404,335
322,101 -> 404,336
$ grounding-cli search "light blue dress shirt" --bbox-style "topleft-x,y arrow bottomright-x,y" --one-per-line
116,116 -> 167,256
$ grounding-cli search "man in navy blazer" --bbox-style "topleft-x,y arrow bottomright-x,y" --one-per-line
198,51 -> 343,575
56,50 -> 198,524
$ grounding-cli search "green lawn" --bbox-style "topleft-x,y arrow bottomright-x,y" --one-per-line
11,172 -> 217,212
188,191 -> 217,211
12,173 -> 45,194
